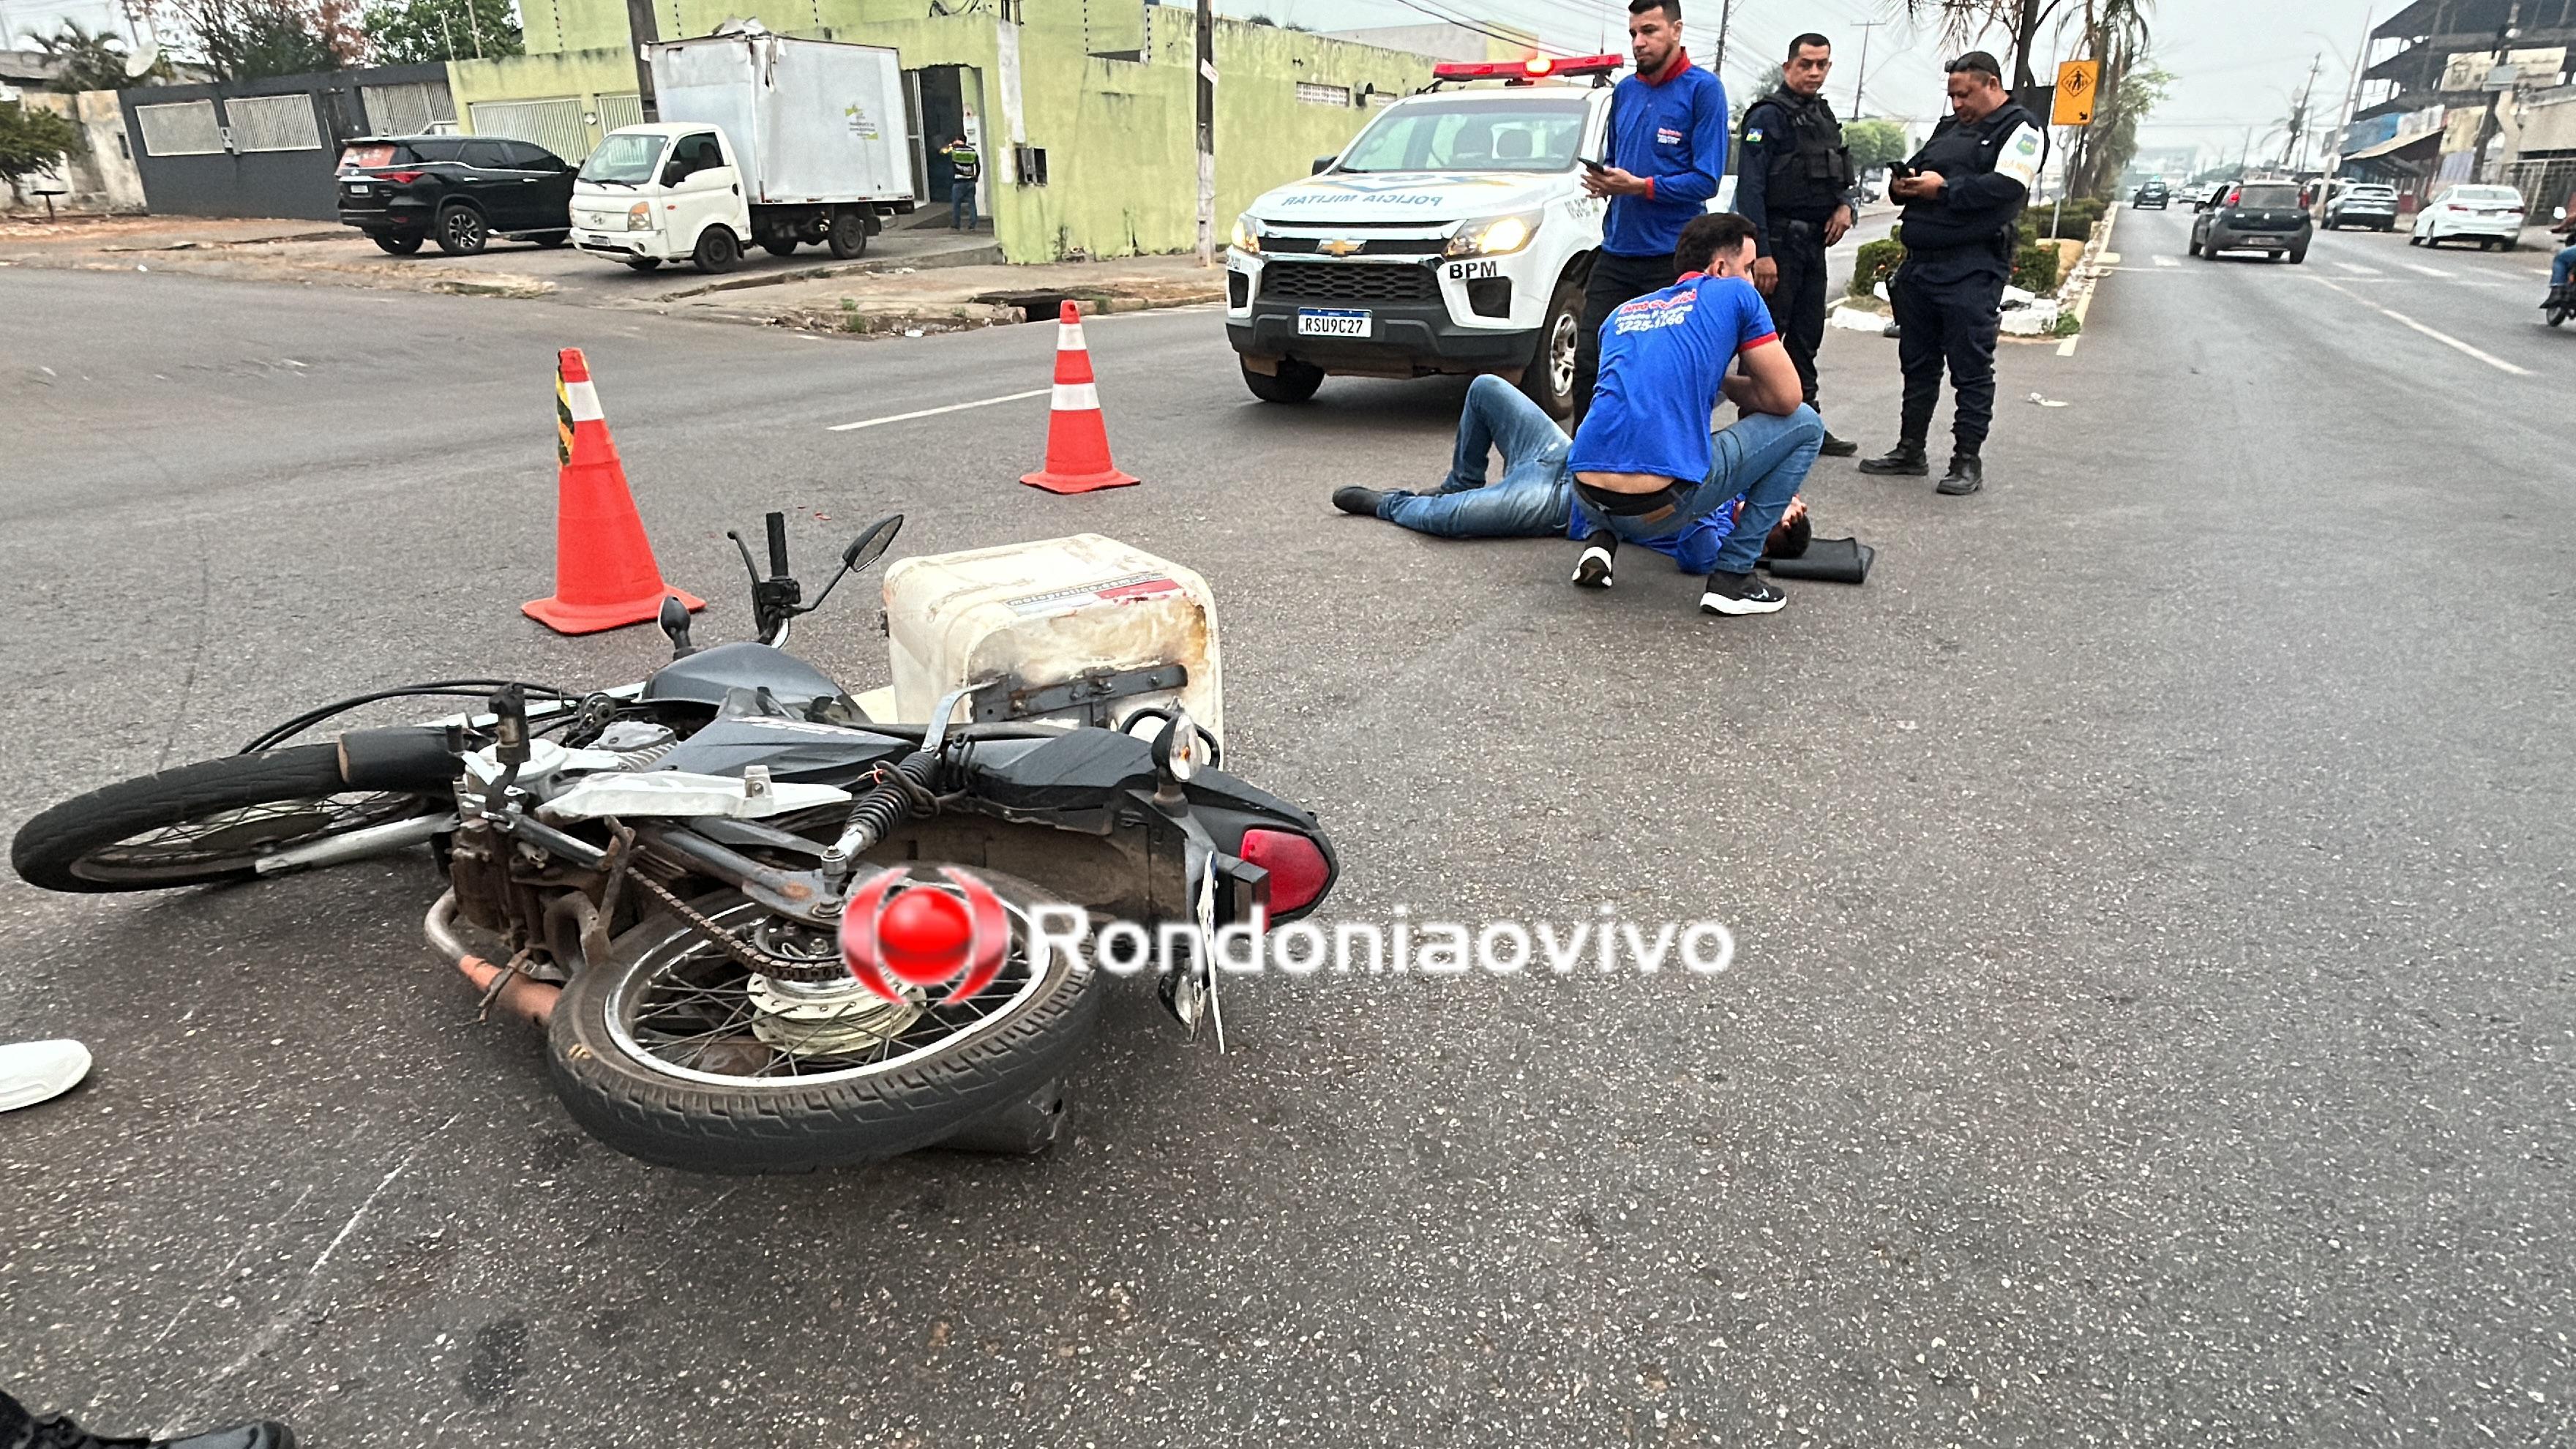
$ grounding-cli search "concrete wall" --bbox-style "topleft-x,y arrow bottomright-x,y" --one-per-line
10,88 -> 146,211
476,0 -> 1434,261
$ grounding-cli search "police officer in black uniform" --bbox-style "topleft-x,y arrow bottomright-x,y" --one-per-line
1736,32 -> 1861,456
1857,50 -> 2045,496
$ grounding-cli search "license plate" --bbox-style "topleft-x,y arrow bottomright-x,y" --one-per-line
344,183 -> 372,194
1297,308 -> 1371,338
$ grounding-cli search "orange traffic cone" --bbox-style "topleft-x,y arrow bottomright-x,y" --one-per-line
1021,302 -> 1139,494
523,348 -> 704,634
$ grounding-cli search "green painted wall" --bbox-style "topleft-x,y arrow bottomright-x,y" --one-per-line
453,0 -> 1435,261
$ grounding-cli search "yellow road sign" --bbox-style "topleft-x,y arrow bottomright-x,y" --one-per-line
2053,59 -> 2100,125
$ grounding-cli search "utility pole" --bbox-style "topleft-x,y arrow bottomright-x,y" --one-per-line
2321,5 -> 2373,183
2471,0 -> 2521,183
625,0 -> 660,120
2287,52 -> 2320,171
1195,0 -> 1215,263
1851,19 -> 1886,118
1713,0 -> 1733,78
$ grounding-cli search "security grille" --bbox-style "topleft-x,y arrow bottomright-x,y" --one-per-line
468,97 -> 588,161
1295,82 -> 1352,107
596,92 -> 644,133
361,80 -> 457,137
225,94 -> 322,151
135,100 -> 223,156
1260,260 -> 1437,302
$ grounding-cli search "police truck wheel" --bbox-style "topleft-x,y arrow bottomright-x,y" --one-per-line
692,225 -> 742,274
1241,358 -> 1324,404
1518,278 -> 1583,420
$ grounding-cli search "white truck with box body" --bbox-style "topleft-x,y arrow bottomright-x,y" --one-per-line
571,27 -> 915,273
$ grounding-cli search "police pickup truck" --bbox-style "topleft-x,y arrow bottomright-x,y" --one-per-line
1225,54 -> 1626,420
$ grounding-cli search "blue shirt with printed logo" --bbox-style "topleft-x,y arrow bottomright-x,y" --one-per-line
1567,272 -> 1778,484
1601,53 -> 1730,258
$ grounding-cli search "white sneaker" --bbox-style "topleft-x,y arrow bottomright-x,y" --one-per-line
0,1038 -> 92,1112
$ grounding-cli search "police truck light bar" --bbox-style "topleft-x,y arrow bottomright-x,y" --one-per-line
1430,53 -> 1622,83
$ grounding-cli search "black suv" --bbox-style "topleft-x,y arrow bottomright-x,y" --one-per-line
2190,179 -> 2312,263
336,135 -> 577,256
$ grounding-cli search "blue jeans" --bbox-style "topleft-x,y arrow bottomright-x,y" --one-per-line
1376,375 -> 1572,539
1572,405 -> 1823,576
951,183 -> 978,230
2553,243 -> 2575,289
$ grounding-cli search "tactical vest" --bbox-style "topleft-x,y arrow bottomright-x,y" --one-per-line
1748,88 -> 1853,214
1895,100 -> 2043,255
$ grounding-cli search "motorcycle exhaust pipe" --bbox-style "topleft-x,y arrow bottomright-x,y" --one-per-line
426,891 -> 560,1030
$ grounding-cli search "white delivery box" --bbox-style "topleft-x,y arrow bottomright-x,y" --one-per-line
651,30 -> 912,205
883,535 -> 1224,743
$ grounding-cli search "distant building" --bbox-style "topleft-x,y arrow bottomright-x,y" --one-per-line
2349,0 -> 2575,199
1318,21 -> 1540,66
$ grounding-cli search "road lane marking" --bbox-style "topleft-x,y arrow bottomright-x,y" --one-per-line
827,388 -> 1051,432
2335,262 -> 2381,275
2153,254 -> 2178,266
2310,276 -> 2533,376
2401,262 -> 2453,277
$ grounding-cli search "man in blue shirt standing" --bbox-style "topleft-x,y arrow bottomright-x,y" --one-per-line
1573,0 -> 1730,426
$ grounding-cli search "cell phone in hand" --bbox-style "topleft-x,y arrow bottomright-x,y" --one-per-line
1886,162 -> 1914,179
1579,156 -> 1609,173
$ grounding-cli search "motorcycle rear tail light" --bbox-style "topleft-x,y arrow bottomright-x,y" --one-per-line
1239,829 -> 1329,917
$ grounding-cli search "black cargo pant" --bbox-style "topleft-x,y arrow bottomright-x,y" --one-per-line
1889,257 -> 2005,457
1572,249 -> 1681,427
1763,216 -> 1831,408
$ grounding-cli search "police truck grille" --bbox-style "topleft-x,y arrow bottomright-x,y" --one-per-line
1262,261 -> 1438,303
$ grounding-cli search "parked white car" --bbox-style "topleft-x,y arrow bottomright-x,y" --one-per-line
2408,184 -> 2529,250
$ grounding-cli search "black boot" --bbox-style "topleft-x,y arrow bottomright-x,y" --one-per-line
1857,440 -> 1928,476
1817,427 -> 1860,457
1936,454 -> 1984,495
1330,486 -> 1386,516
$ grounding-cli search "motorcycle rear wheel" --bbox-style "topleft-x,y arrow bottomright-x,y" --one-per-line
10,745 -> 426,892
548,874 -> 1098,1174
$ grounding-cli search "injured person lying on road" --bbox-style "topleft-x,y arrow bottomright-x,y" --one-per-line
1332,372 -> 1814,591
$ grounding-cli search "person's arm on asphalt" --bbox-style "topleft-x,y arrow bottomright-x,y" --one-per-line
1721,337 -> 1803,416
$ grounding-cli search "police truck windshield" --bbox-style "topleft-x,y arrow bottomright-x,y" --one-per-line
1335,98 -> 1588,173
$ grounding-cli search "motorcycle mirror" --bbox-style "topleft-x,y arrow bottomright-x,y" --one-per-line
842,514 -> 903,573
659,594 -> 697,658
795,514 -> 905,618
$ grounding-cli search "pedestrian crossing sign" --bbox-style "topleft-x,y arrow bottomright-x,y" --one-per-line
2053,60 -> 2100,125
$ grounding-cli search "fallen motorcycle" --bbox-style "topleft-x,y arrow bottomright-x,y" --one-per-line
10,514 -> 1337,1173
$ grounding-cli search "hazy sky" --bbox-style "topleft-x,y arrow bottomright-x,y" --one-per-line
1257,0 -> 2382,164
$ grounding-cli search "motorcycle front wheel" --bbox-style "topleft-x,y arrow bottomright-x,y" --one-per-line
548,875 -> 1098,1174
11,745 -> 429,893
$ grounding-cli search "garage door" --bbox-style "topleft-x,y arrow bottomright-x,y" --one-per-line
468,97 -> 589,162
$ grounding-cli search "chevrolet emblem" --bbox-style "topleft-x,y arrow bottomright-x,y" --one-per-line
1318,238 -> 1364,257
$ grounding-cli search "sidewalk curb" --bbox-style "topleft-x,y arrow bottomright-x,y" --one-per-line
648,241 -> 1006,302
2057,203 -> 2119,355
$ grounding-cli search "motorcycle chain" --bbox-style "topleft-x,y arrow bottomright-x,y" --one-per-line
630,870 -> 847,984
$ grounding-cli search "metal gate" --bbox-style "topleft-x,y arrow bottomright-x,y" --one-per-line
362,80 -> 457,137
468,97 -> 589,162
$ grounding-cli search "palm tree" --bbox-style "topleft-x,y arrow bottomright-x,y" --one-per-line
21,20 -> 158,91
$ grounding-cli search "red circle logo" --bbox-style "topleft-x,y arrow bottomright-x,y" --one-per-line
839,866 -> 1011,1004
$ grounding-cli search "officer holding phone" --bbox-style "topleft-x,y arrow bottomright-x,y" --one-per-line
1857,50 -> 2043,496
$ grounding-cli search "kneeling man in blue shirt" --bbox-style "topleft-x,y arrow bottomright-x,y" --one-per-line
1568,211 -> 1820,615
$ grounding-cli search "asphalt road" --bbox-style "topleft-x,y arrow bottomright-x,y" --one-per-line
2,222 -> 2571,1449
